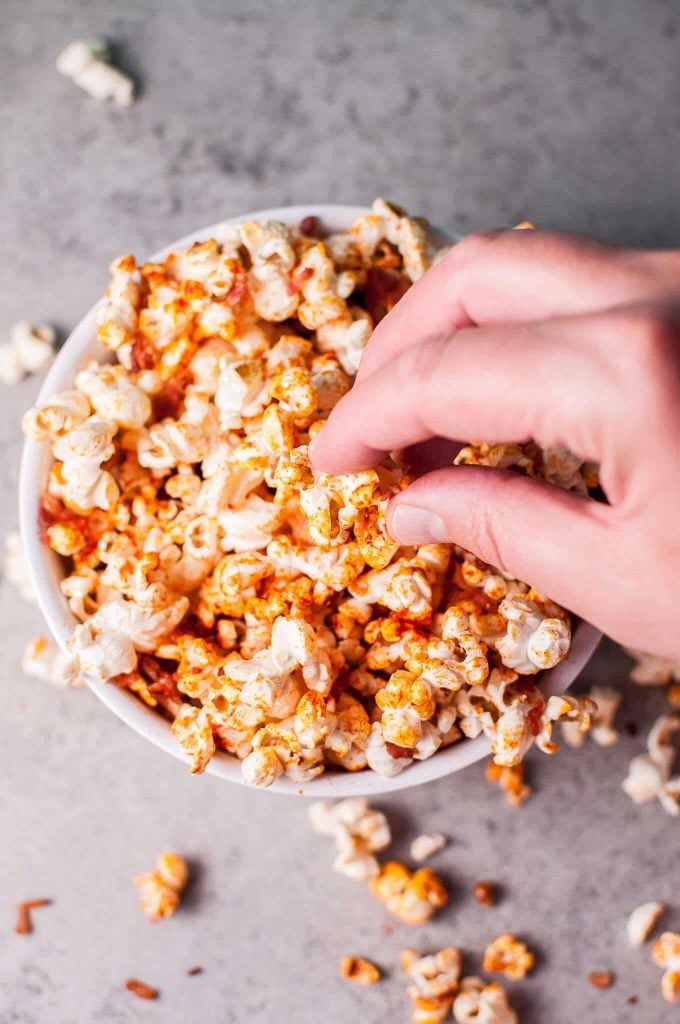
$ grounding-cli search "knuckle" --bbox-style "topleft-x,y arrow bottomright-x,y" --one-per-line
623,304 -> 680,365
447,230 -> 507,270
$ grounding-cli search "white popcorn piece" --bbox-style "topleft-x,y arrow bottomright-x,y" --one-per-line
622,714 -> 680,815
495,594 -> 570,674
22,389 -> 91,441
22,635 -> 84,688
4,530 -> 37,605
56,39 -> 134,106
308,797 -> 391,880
0,321 -> 56,384
627,901 -> 665,947
366,721 -> 413,777
452,977 -> 518,1024
52,416 -> 119,510
410,833 -> 447,863
626,647 -> 680,686
562,685 -> 621,749
75,362 -> 151,429
64,619 -> 137,685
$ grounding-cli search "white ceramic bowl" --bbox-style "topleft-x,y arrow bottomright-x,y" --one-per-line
19,204 -> 601,796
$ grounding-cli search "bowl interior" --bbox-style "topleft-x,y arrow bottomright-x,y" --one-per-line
19,204 -> 601,796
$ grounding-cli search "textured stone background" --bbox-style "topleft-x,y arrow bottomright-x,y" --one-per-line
1,2 -> 679,1022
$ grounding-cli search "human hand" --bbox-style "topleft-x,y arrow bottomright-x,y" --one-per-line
310,230 -> 680,657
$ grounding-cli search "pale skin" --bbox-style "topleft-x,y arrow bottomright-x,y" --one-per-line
310,230 -> 680,659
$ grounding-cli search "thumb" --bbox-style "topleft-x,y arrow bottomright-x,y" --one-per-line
387,465 -> 613,621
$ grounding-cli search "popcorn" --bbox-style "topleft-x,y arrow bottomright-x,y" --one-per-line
133,852 -> 189,921
340,956 -> 381,985
482,934 -> 535,980
370,861 -> 448,925
652,932 -> 680,1003
627,901 -> 665,947
308,797 -> 391,880
22,635 -> 83,688
0,320 -> 56,384
562,685 -> 621,748
401,947 -> 461,1024
452,977 -> 518,1024
622,714 -> 680,815
626,648 -> 680,686
26,205 -> 580,783
4,530 -> 37,604
485,762 -> 532,808
56,39 -> 135,105
410,833 -> 447,863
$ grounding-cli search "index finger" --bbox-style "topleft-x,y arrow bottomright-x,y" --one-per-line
356,229 -> 672,383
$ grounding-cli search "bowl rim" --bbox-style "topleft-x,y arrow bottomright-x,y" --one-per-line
19,203 -> 602,797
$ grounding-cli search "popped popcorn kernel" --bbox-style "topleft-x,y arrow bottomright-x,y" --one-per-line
134,852 -> 189,921
340,955 -> 381,985
401,946 -> 461,1024
410,833 -> 447,863
483,933 -> 535,980
627,901 -> 665,947
453,977 -> 518,1024
370,861 -> 448,925
485,761 -> 532,807
652,932 -> 680,1002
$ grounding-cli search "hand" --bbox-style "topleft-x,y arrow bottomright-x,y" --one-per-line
310,229 -> 680,657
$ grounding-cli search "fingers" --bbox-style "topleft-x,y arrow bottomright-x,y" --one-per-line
311,313 -> 607,476
356,229 -> 676,383
386,464 -> 614,623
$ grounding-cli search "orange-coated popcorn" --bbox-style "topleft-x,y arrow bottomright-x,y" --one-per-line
26,203 -> 584,785
483,934 -> 535,981
370,861 -> 448,925
133,852 -> 189,922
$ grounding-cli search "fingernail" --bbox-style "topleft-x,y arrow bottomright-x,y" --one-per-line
390,504 -> 449,544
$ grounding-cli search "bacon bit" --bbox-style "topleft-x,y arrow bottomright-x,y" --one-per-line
330,667 -> 351,701
364,267 -> 410,324
152,377 -> 186,421
625,721 -> 638,737
472,881 -> 496,907
38,494 -> 87,545
298,215 -> 324,238
14,898 -> 51,935
627,995 -> 639,1004
130,335 -> 156,372
225,260 -> 248,306
381,922 -> 395,937
187,966 -> 203,976
287,265 -> 315,295
373,240 -> 402,269
527,702 -> 545,736
587,971 -> 614,990
138,654 -> 181,701
385,742 -> 415,760
125,978 -> 159,1000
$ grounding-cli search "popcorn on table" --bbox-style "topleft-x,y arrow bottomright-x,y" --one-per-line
482,933 -> 535,980
561,685 -> 621,749
401,947 -> 461,1024
652,932 -> 680,1003
452,977 -> 518,1024
339,955 -> 381,985
410,832 -> 447,863
25,201 -> 592,785
621,713 -> 680,816
0,321 -> 56,384
308,798 -> 391,880
627,901 -> 665,947
133,852 -> 189,921
22,635 -> 84,688
370,861 -> 448,925
56,40 -> 134,106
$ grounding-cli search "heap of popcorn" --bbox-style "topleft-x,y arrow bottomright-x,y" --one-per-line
23,199 -> 595,787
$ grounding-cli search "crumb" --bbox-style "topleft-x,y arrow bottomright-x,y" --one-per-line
340,956 -> 381,985
472,881 -> 496,907
14,898 -> 51,935
625,722 -> 638,737
587,971 -> 614,990
627,994 -> 638,1004
125,978 -> 159,1000
187,966 -> 203,976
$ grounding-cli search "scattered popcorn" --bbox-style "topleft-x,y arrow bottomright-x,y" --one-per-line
4,530 -> 37,604
56,39 -> 134,106
401,947 -> 461,1024
410,833 -> 447,863
587,970 -> 614,989
0,321 -> 56,384
308,798 -> 391,880
472,881 -> 496,907
483,934 -> 535,980
14,898 -> 51,935
485,762 -> 532,808
652,932 -> 680,1003
562,685 -> 621,748
22,635 -> 84,688
340,955 -> 381,985
452,977 -> 518,1024
626,648 -> 680,686
370,861 -> 448,925
621,714 -> 680,815
26,205 -> 581,784
627,901 -> 665,947
133,852 -> 189,921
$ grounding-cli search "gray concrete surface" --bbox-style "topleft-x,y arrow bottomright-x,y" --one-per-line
1,2 -> 679,1021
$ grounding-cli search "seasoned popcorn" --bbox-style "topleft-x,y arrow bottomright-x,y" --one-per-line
134,852 -> 189,921
621,713 -> 680,816
340,955 -> 381,985
370,861 -> 448,925
56,39 -> 134,106
308,797 -> 391,880
452,977 -> 518,1024
22,635 -> 84,688
627,901 -> 665,947
482,934 -> 535,980
652,932 -> 680,1003
485,762 -> 532,808
410,833 -> 447,863
626,648 -> 680,686
0,320 -> 56,384
401,947 -> 461,1024
562,685 -> 621,748
27,204 -> 585,784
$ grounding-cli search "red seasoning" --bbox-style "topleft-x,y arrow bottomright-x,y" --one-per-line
125,978 -> 159,1000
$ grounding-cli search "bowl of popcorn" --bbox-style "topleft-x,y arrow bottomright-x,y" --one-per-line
19,200 -> 601,795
